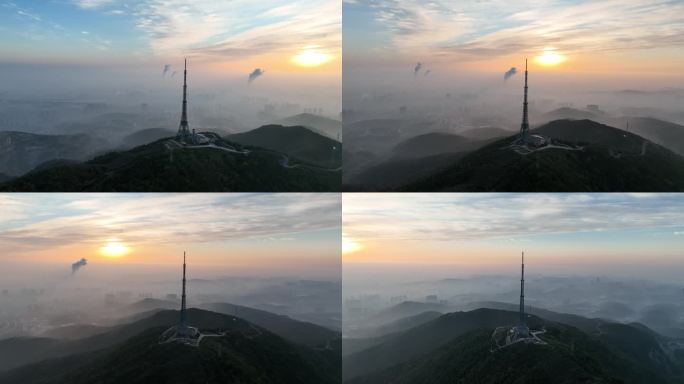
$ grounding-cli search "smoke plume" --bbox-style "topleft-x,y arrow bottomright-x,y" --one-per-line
504,67 -> 518,81
414,62 -> 422,77
71,258 -> 88,274
171,71 -> 177,78
248,68 -> 265,84
162,64 -> 171,78
424,70 -> 432,77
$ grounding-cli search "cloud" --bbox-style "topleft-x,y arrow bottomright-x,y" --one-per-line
71,258 -> 87,274
247,68 -> 264,83
343,193 -> 684,242
413,62 -> 421,76
504,66 -> 517,81
16,9 -> 41,22
0,194 -> 340,251
74,0 -> 116,9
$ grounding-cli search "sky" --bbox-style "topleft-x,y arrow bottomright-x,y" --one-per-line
0,193 -> 341,279
344,0 -> 684,81
0,0 -> 340,82
343,193 -> 684,281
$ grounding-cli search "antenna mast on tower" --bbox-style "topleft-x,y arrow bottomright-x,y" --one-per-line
519,251 -> 525,327
180,251 -> 187,329
519,59 -> 529,142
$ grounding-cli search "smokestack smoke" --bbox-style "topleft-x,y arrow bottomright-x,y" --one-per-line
162,64 -> 171,78
248,68 -> 265,84
424,69 -> 432,77
71,258 -> 87,274
414,62 -> 422,77
504,67 -> 518,81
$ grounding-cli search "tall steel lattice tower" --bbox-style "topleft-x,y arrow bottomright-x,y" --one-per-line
159,251 -> 199,345
519,251 -> 525,327
177,58 -> 190,139
179,251 -> 188,331
519,59 -> 529,142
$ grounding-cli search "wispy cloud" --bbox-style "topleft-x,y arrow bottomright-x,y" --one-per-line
343,193 -> 684,242
2,1 -> 117,52
131,0 -> 340,59
6,1 -> 340,61
74,0 -> 116,9
0,194 -> 340,250
345,0 -> 684,61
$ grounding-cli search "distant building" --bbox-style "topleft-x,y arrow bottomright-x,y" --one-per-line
104,293 -> 117,307
587,104 -> 600,113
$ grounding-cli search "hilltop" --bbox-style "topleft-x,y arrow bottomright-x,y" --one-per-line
0,308 -> 341,384
0,131 -> 109,176
344,308 -> 684,383
404,119 -> 684,192
275,113 -> 342,140
0,130 -> 341,192
228,124 -> 341,168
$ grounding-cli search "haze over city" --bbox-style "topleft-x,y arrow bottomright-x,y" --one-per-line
342,0 -> 684,191
0,192 -> 343,383
1,0 -> 341,133
342,193 -> 684,353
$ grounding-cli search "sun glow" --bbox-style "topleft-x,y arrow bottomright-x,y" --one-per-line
291,46 -> 332,67
343,235 -> 362,255
100,239 -> 130,257
536,49 -> 565,66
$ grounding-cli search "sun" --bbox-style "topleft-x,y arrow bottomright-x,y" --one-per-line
535,49 -> 565,66
291,46 -> 332,67
99,238 -> 130,257
342,235 -> 362,255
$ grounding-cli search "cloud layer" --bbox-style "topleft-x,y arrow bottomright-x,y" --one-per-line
104,0 -> 340,59
5,0 -> 341,61
343,193 -> 684,242
0,193 -> 340,250
345,0 -> 684,62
